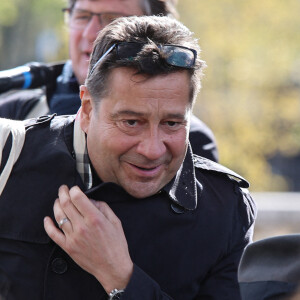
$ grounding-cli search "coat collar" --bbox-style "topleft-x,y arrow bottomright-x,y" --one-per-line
163,144 -> 199,211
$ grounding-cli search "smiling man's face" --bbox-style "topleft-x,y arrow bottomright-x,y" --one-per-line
80,67 -> 191,198
69,0 -> 144,85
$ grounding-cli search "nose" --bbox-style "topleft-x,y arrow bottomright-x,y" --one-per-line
82,15 -> 103,42
136,128 -> 167,161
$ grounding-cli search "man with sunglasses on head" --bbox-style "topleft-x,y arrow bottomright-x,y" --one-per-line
0,0 -> 218,162
0,16 -> 256,299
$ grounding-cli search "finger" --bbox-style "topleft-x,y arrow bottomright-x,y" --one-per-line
69,186 -> 101,219
44,216 -> 66,248
58,185 -> 83,226
54,198 -> 73,233
91,200 -> 120,225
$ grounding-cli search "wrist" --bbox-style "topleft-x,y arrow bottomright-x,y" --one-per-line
98,261 -> 133,294
108,288 -> 125,300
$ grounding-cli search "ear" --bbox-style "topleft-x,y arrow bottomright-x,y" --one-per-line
79,85 -> 93,134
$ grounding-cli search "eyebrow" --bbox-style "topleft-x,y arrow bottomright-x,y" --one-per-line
111,110 -> 187,120
111,110 -> 145,119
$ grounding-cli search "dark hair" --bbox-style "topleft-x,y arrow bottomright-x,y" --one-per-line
66,0 -> 179,18
86,15 -> 206,106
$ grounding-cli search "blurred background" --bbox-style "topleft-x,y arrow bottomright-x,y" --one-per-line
0,0 -> 300,239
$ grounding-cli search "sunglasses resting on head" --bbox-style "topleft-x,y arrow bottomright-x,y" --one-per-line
89,41 -> 197,75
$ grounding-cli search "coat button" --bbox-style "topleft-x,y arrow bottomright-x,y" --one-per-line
51,258 -> 68,274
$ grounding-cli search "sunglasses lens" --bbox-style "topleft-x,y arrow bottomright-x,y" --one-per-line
117,42 -> 144,60
163,46 -> 195,68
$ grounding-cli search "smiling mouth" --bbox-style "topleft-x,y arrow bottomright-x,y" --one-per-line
135,165 -> 158,171
128,163 -> 162,173
124,162 -> 164,180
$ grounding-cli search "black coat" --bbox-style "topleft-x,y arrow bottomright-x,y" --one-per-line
0,115 -> 256,299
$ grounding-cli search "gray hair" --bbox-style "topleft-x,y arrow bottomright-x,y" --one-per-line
86,15 -> 206,106
66,0 -> 179,18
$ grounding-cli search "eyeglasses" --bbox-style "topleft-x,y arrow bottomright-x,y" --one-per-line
62,8 -> 128,29
90,42 -> 197,75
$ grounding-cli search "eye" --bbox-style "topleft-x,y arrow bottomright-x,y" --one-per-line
166,121 -> 178,127
165,121 -> 181,129
125,120 -> 138,127
162,120 -> 186,131
78,14 -> 90,20
73,12 -> 91,21
116,119 -> 142,135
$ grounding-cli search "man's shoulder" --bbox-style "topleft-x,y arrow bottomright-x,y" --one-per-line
0,114 -> 75,156
193,154 -> 249,189
0,114 -> 75,153
192,154 -> 256,231
0,114 -> 76,183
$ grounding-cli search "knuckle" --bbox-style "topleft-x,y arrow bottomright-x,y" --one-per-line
77,224 -> 87,236
89,215 -> 102,227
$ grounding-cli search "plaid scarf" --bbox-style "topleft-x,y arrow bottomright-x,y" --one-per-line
73,110 -> 93,189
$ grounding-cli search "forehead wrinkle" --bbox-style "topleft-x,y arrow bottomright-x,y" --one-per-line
136,84 -> 187,102
136,94 -> 190,115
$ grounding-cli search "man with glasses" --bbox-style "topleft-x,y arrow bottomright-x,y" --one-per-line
0,16 -> 255,299
0,0 -> 218,162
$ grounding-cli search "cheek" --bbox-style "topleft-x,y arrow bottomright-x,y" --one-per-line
69,30 -> 81,59
106,133 -> 138,155
169,130 -> 189,157
91,124 -> 137,157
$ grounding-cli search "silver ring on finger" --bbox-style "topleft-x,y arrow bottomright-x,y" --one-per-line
58,217 -> 70,229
